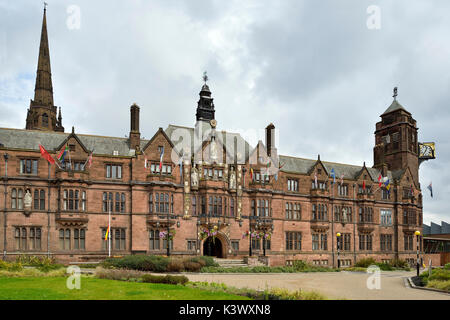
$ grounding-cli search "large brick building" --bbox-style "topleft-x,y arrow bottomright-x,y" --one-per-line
0,9 -> 425,266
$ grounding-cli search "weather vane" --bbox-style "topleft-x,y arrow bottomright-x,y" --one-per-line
393,87 -> 398,100
44,2 -> 48,10
203,71 -> 208,84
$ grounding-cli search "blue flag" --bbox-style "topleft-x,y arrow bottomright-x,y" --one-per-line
331,168 -> 336,184
427,182 -> 433,198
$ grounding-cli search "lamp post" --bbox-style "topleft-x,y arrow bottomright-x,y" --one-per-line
197,220 -> 201,255
336,232 -> 341,268
249,216 -> 253,257
415,230 -> 421,277
166,213 -> 170,256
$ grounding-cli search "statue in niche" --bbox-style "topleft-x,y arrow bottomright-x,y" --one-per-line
191,166 -> 199,187
342,208 -> 348,222
229,167 -> 236,190
210,138 -> 218,162
24,190 -> 32,208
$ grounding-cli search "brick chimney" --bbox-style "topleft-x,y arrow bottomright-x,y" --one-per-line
129,103 -> 140,151
265,123 -> 277,158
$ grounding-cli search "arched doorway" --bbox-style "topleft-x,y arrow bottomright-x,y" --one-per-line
203,237 -> 223,258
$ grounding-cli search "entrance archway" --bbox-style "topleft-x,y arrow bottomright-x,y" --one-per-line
203,237 -> 223,258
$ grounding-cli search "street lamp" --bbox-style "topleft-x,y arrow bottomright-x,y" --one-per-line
197,220 -> 201,255
415,230 -> 421,277
336,232 -> 341,268
249,216 -> 253,257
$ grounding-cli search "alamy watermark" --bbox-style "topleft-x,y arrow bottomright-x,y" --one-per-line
66,5 -> 81,30
367,5 -> 381,30
366,265 -> 381,290
66,266 -> 81,290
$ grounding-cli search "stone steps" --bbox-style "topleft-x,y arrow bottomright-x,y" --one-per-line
214,258 -> 249,268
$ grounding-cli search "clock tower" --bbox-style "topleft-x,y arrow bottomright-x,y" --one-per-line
373,88 -> 419,185
195,72 -> 215,122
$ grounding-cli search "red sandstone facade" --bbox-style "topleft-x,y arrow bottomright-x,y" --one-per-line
0,9 -> 424,266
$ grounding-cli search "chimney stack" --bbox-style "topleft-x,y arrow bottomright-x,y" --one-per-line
130,103 -> 141,151
265,123 -> 276,157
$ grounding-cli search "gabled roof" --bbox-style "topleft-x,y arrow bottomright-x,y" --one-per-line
142,127 -> 175,153
279,155 -> 383,182
0,127 -> 148,157
165,124 -> 252,162
56,131 -> 89,153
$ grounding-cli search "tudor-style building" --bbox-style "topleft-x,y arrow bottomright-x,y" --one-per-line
0,9 -> 426,266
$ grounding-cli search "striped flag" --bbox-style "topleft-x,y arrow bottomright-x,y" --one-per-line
427,182 -> 433,198
250,167 -> 254,180
340,174 -> 344,186
159,146 -> 164,171
57,144 -> 68,164
39,144 -> 55,165
144,155 -> 148,168
84,151 -> 93,169
104,224 -> 110,241
378,174 -> 382,187
314,171 -> 318,188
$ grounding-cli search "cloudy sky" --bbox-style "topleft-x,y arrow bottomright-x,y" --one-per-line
0,0 -> 448,225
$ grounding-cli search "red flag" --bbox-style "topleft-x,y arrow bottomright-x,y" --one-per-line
363,180 -> 366,190
378,174 -> 382,187
39,144 -> 55,164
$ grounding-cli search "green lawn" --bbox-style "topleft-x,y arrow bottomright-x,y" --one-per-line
0,277 -> 250,300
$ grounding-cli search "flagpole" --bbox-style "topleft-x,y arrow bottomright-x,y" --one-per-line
108,197 -> 111,258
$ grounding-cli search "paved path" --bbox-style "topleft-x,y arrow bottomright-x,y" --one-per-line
184,271 -> 450,300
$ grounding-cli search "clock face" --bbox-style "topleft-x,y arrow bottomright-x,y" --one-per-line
420,144 -> 432,157
210,119 -> 217,128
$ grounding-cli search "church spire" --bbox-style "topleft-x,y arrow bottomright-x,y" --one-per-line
33,6 -> 53,106
26,6 -> 62,132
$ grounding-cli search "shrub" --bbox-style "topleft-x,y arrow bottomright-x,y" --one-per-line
355,258 -> 376,268
167,260 -> 185,272
428,268 -> 450,282
95,267 -> 144,281
426,280 -> 450,291
194,256 -> 219,267
141,274 -> 188,285
376,263 -> 394,271
444,263 -> 450,270
390,259 -> 409,269
101,255 -> 170,272
183,261 -> 202,272
188,257 -> 207,267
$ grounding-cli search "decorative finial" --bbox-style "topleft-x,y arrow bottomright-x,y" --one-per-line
44,2 -> 48,10
203,71 -> 208,84
393,87 -> 398,101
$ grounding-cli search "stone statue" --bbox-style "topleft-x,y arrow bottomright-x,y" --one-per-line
210,139 -> 218,162
24,190 -> 32,208
191,167 -> 199,187
229,168 -> 236,190
342,208 -> 348,222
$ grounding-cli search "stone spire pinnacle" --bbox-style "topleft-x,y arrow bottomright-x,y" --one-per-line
33,6 -> 53,106
26,7 -> 63,132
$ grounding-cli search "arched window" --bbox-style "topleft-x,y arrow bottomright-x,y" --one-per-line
42,113 -> 48,127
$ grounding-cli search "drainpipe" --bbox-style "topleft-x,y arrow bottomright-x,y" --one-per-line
3,153 -> 8,260
393,185 -> 399,260
129,157 -> 133,254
